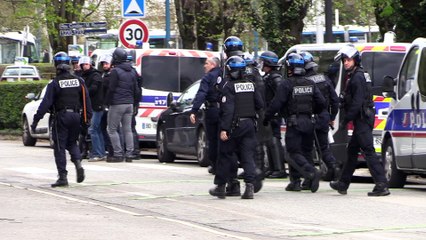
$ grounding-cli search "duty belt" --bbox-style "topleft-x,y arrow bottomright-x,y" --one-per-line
57,106 -> 79,113
205,101 -> 219,109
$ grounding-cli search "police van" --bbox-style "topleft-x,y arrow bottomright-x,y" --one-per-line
283,41 -> 410,175
92,48 -> 219,147
381,38 -> 426,188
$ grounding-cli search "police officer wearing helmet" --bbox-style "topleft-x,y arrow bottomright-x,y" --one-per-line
265,53 -> 325,193
258,51 -> 288,179
31,52 -> 92,187
209,56 -> 264,199
330,45 -> 390,196
300,51 -> 340,189
70,56 -> 82,76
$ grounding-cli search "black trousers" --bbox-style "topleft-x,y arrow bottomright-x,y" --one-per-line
214,119 -> 257,185
52,111 -> 81,175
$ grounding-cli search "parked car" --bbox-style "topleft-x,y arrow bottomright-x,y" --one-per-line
1,64 -> 41,82
21,85 -> 53,147
156,80 -> 210,167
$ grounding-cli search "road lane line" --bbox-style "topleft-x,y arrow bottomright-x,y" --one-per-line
0,182 -> 253,240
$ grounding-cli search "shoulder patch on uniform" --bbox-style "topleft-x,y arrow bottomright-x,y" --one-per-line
364,73 -> 372,83
222,96 -> 226,103
58,79 -> 80,88
216,76 -> 222,84
234,82 -> 254,93
293,85 -> 313,95
307,75 -> 326,83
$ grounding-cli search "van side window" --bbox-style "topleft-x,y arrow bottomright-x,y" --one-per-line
418,48 -> 426,97
362,52 -> 406,96
398,47 -> 419,99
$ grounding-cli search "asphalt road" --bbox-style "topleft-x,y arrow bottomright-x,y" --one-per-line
1,140 -> 426,240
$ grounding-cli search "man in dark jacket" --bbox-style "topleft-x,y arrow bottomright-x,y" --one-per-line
79,56 -> 106,161
190,57 -> 221,174
106,48 -> 141,162
330,45 -> 390,196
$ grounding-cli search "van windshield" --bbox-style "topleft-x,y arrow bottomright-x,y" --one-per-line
141,56 -> 206,92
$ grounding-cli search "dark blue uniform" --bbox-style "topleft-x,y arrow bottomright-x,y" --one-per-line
306,70 -> 339,177
191,67 -> 221,171
215,79 -> 264,187
265,76 -> 325,192
33,71 -> 92,183
264,70 -> 283,138
339,67 -> 387,186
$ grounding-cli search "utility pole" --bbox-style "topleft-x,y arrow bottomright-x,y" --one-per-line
165,0 -> 171,48
325,0 -> 333,43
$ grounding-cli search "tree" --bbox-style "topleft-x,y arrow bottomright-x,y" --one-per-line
175,0 -> 254,50
253,0 -> 311,57
374,0 -> 426,42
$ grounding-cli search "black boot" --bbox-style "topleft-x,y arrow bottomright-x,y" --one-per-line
226,179 -> 241,196
51,173 -> 68,188
241,183 -> 254,199
73,160 -> 85,183
368,182 -> 390,197
301,179 -> 311,190
209,184 -> 226,199
309,169 -> 321,193
330,181 -> 348,195
285,179 -> 302,191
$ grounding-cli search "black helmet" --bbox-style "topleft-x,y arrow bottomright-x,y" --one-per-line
53,51 -> 70,67
223,36 -> 243,56
259,51 -> 280,68
334,44 -> 361,65
300,51 -> 318,71
112,47 -> 128,65
226,56 -> 246,80
286,53 -> 305,76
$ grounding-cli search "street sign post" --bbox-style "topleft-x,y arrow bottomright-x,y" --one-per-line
118,19 -> 149,49
59,22 -> 107,37
122,0 -> 145,18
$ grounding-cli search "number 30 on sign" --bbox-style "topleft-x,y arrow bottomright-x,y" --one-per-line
118,19 -> 149,48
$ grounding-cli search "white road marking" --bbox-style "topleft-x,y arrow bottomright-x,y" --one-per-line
83,165 -> 128,172
5,167 -> 56,174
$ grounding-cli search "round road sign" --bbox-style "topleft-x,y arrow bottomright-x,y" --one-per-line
118,19 -> 149,49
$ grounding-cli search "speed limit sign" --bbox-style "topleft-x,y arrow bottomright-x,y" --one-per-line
118,19 -> 149,48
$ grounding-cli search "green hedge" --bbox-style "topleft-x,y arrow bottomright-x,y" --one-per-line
0,80 -> 48,129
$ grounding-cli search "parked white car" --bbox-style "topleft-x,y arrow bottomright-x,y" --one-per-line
21,85 -> 53,146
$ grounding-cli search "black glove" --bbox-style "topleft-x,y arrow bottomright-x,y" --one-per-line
30,122 -> 37,132
263,119 -> 269,126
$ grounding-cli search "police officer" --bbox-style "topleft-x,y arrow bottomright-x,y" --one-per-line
209,56 -> 264,199
243,53 -> 270,176
215,36 -> 245,196
258,51 -> 288,179
31,52 -> 92,187
190,57 -> 221,174
330,45 -> 390,196
300,51 -> 340,189
265,53 -> 325,193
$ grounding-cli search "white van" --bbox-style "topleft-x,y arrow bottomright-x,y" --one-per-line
381,38 -> 426,188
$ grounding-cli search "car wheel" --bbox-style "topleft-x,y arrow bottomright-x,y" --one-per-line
22,118 -> 37,146
383,139 -> 406,188
157,126 -> 175,163
196,127 -> 210,167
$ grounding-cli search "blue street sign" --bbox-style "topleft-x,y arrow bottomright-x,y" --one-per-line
122,0 -> 145,18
